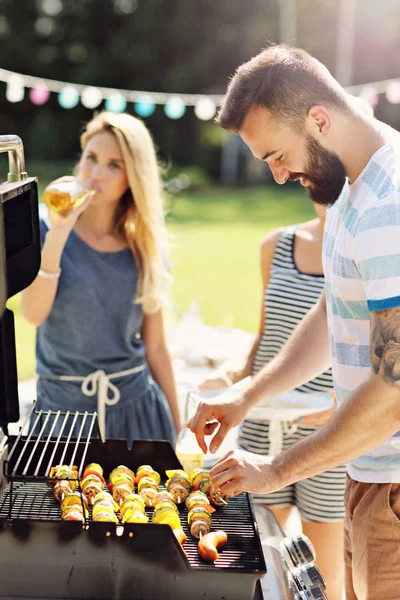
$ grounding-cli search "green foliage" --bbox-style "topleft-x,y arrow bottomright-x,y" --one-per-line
11,182 -> 313,380
0,0 -> 399,172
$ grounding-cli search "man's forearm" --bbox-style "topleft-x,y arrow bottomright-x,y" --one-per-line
273,374 -> 400,488
242,295 -> 331,408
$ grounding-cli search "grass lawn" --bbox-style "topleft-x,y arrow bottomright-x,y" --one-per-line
8,179 -> 314,381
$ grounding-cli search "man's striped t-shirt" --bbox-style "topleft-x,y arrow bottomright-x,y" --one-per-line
323,136 -> 400,483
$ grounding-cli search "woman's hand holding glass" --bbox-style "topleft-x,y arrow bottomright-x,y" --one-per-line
44,176 -> 95,232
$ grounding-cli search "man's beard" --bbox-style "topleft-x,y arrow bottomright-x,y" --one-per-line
289,135 -> 347,206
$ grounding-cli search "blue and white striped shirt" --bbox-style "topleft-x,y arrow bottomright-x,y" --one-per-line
323,137 -> 400,483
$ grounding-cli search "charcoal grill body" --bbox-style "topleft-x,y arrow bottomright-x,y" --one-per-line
0,518 -> 263,600
0,436 -> 267,600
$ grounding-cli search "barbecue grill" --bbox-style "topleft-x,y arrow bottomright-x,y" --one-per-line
0,406 -> 268,600
0,135 -> 327,600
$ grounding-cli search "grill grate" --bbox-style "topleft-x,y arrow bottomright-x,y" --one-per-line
0,480 -> 265,572
0,481 -> 60,521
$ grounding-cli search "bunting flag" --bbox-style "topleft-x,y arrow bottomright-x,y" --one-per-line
1,67 -> 400,120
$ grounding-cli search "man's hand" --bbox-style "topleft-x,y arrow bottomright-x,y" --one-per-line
209,449 -> 282,496
187,393 -> 250,454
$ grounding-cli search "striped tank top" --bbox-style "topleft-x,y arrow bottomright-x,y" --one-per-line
252,225 -> 332,394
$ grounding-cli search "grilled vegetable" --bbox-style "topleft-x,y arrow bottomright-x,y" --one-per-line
49,465 -> 78,489
92,503 -> 117,521
53,480 -> 73,502
84,462 -> 103,476
198,531 -> 228,562
190,469 -> 210,489
82,465 -> 105,485
81,474 -> 104,503
139,487 -> 157,507
61,492 -> 88,514
166,474 -> 190,504
120,499 -> 146,520
109,466 -> 135,487
191,520 -> 210,539
121,508 -> 149,524
173,528 -> 188,555
154,490 -> 175,505
61,504 -> 86,518
191,471 -> 228,506
197,478 -> 212,495
185,491 -> 215,514
135,467 -> 161,486
173,528 -> 187,545
138,475 -> 159,507
185,491 -> 208,508
152,504 -> 178,524
165,469 -> 189,480
188,506 -> 212,539
135,464 -> 153,476
154,500 -> 178,513
157,511 -> 181,530
49,464 -> 78,479
137,477 -> 158,493
209,488 -> 229,507
166,475 -> 190,492
120,493 -> 145,511
62,509 -> 85,522
93,510 -> 119,523
93,491 -> 120,512
113,481 -> 134,504
188,506 -> 212,527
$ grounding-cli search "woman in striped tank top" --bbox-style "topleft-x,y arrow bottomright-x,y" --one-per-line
200,204 -> 346,600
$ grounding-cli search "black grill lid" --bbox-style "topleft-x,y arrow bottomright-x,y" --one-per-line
0,135 -> 41,429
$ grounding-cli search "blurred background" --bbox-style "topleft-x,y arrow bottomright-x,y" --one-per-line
1,0 -> 400,380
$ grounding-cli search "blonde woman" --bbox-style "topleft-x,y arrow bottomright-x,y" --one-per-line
22,111 -> 180,444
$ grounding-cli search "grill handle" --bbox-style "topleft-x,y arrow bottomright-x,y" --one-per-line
0,135 -> 28,182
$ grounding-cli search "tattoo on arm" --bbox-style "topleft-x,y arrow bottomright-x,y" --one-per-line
371,307 -> 400,385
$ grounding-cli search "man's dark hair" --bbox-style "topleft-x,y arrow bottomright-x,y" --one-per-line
216,44 -> 351,132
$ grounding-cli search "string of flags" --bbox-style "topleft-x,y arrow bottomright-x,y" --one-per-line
0,67 -> 221,120
1,67 -> 400,120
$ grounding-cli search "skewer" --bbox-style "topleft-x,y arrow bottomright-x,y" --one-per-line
219,498 -> 228,506
148,499 -> 153,507
116,525 -> 124,537
199,530 -> 203,539
61,493 -> 65,502
177,495 -> 181,504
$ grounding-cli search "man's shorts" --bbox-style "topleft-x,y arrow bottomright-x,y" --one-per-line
344,475 -> 400,600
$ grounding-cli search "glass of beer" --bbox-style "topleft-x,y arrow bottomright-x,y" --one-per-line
43,179 -> 93,216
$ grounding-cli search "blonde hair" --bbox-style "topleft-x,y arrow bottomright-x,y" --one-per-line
79,111 -> 170,314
